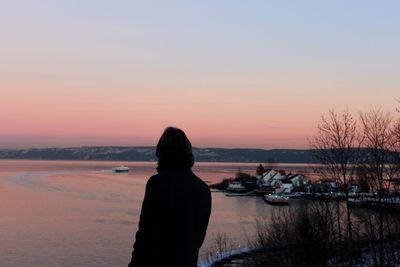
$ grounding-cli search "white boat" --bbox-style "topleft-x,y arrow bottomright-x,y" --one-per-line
112,166 -> 130,173
226,181 -> 247,192
264,194 -> 289,205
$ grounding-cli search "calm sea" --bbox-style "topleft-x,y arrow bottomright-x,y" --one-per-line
0,160 -> 311,267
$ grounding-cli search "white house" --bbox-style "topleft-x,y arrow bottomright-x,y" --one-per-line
288,174 -> 309,187
259,169 -> 287,187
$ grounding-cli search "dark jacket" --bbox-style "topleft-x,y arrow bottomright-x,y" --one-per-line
129,168 -> 212,267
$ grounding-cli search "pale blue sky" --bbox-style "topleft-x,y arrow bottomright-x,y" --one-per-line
2,1 -> 399,85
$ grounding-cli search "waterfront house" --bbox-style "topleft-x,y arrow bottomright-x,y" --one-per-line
275,178 -> 294,194
258,169 -> 287,187
287,174 -> 309,187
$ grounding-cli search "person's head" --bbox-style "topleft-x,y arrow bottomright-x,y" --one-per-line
156,127 -> 194,170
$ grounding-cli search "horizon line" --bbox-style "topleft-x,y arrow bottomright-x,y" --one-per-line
0,145 -> 311,151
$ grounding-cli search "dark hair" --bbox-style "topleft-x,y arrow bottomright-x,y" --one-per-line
156,127 -> 194,170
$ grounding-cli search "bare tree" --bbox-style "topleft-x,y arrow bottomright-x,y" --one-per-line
359,107 -> 400,266
309,109 -> 359,244
359,108 -> 397,194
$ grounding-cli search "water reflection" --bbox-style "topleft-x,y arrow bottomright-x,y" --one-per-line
0,160 -> 310,267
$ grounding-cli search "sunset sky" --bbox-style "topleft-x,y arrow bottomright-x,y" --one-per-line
1,1 -> 399,149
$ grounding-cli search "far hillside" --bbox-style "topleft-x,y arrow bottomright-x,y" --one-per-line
0,147 -> 314,163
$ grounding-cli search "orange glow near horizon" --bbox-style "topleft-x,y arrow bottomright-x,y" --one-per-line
1,78 -> 397,149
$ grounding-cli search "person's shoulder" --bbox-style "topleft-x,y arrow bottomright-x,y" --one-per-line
191,172 -> 211,192
145,173 -> 164,189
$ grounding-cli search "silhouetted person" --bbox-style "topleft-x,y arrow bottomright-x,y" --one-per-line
129,127 -> 212,267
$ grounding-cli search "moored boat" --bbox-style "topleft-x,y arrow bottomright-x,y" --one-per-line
264,194 -> 289,205
112,166 -> 130,173
226,181 -> 247,192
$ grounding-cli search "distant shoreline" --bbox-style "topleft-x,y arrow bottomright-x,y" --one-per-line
0,146 -> 315,163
